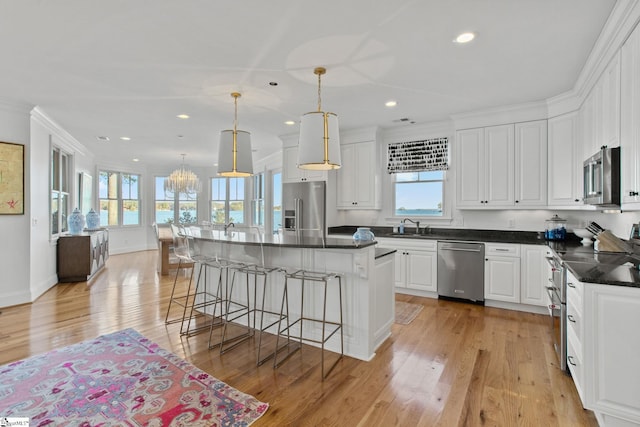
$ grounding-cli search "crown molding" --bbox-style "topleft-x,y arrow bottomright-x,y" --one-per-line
381,120 -> 453,143
450,100 -> 548,130
31,106 -> 87,156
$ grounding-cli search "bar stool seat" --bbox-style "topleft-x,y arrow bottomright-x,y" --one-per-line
273,268 -> 344,380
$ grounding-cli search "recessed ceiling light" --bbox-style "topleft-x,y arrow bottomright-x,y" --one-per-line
214,163 -> 218,167
285,120 -> 296,126
385,100 -> 397,107
176,114 -> 190,119
120,136 -> 131,141
454,32 -> 475,43
96,136 -> 110,142
132,158 -> 139,162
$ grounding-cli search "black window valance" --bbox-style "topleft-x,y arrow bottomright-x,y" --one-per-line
387,137 -> 449,173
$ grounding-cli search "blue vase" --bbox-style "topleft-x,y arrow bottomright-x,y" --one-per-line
353,227 -> 375,242
68,208 -> 85,235
86,208 -> 100,230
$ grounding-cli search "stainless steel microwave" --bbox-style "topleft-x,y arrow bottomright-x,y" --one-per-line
583,146 -> 620,206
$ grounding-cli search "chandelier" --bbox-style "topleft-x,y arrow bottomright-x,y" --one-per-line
297,66 -> 341,170
164,154 -> 202,195
218,92 -> 253,177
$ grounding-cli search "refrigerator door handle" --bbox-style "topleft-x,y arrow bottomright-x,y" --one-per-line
295,198 -> 302,231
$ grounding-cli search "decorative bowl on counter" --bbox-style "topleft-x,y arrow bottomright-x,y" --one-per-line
353,227 -> 375,242
573,228 -> 593,245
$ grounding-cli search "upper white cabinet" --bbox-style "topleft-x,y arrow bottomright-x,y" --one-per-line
456,124 -> 514,208
514,120 -> 548,206
282,145 -> 327,183
457,121 -> 546,208
621,23 -> 640,208
336,140 -> 380,209
547,112 -> 584,207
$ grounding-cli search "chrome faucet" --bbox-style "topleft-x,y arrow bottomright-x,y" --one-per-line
224,221 -> 235,235
402,218 -> 420,234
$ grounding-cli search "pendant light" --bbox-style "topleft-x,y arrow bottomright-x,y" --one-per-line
165,153 -> 202,195
218,92 -> 253,177
297,67 -> 341,170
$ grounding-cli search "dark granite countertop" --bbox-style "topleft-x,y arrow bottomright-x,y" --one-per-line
189,228 -> 376,250
550,241 -> 640,288
329,225 -> 546,245
375,248 -> 397,259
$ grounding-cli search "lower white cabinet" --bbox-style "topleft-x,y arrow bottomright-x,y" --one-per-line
484,243 -> 521,303
520,245 -> 550,307
566,269 -> 640,426
377,238 -> 437,294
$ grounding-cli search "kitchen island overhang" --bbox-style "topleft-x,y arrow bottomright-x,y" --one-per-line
188,229 -> 394,362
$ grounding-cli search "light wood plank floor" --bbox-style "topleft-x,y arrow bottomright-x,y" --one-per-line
0,250 -> 597,426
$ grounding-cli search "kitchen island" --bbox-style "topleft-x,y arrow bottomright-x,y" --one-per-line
188,228 -> 394,362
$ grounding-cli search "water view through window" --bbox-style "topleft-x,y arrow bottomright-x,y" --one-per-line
394,171 -> 444,216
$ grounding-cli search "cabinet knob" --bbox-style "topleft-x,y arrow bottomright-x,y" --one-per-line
568,314 -> 576,323
630,191 -> 639,196
567,282 -> 575,288
485,258 -> 488,261
567,356 -> 577,367
515,200 -> 519,203
574,198 -> 580,202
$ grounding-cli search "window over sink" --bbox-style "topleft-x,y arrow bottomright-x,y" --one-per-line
394,171 -> 444,217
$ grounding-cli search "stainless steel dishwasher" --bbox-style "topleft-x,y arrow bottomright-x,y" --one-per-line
437,241 -> 485,303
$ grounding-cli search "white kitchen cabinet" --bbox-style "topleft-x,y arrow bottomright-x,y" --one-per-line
566,269 -> 640,426
602,51 -> 621,149
484,243 -> 521,303
336,140 -> 380,209
282,146 -> 327,183
548,112 -> 584,207
621,23 -> 640,208
376,238 -> 437,294
456,124 -> 514,208
514,120 -> 548,206
519,244 -> 549,307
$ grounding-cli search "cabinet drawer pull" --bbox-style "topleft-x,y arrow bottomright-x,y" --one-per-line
495,248 -> 510,252
567,282 -> 576,288
568,314 -> 576,323
568,356 -> 577,367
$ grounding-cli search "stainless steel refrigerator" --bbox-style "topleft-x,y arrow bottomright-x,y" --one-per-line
282,181 -> 326,239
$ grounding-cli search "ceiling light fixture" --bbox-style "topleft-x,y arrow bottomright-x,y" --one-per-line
165,153 -> 201,195
120,136 -> 131,141
454,32 -> 475,43
297,67 -> 341,170
385,100 -> 397,107
285,120 -> 296,126
217,92 -> 253,177
176,114 -> 190,119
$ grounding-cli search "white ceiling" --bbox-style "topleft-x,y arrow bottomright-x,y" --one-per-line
0,0 -> 617,168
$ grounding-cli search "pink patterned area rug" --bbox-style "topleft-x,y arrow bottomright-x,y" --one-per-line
0,328 -> 268,426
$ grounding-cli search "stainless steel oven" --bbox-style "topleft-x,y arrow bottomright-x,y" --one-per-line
546,253 -> 567,371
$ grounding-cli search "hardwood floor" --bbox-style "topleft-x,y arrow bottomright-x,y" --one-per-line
0,250 -> 597,426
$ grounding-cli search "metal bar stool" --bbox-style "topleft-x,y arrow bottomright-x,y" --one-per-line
164,224 -> 220,337
181,225 -> 232,337
218,227 -> 288,366
273,268 -> 344,380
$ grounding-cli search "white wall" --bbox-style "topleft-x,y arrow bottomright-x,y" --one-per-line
0,101 -> 31,306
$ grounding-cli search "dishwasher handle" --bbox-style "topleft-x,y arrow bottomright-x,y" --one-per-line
439,246 -> 483,253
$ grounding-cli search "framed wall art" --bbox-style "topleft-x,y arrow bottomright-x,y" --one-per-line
0,141 -> 25,215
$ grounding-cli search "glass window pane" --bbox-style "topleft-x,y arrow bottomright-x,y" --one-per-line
211,202 -> 225,224
418,170 -> 444,181
178,201 -> 197,224
229,201 -> 244,223
395,172 -> 419,182
100,199 -> 119,226
395,181 -> 443,216
60,193 -> 69,232
156,201 -> 174,224
51,191 -> 59,235
52,149 -> 60,191
211,178 -> 225,200
123,200 -> 139,225
60,154 -> 68,192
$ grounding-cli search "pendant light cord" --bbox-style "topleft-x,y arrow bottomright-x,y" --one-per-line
317,71 -> 322,112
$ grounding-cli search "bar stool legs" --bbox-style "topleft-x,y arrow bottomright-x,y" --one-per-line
273,270 -> 344,380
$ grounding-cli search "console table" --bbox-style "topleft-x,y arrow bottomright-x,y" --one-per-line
57,229 -> 109,282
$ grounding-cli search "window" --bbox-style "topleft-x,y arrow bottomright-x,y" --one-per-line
99,170 -> 141,226
394,171 -> 444,217
154,177 -> 198,225
252,173 -> 265,227
272,172 -> 282,233
210,177 -> 246,224
51,147 -> 70,236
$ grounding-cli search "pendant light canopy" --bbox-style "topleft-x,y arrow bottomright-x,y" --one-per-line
218,92 -> 253,177
297,67 -> 341,170
165,153 -> 202,195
